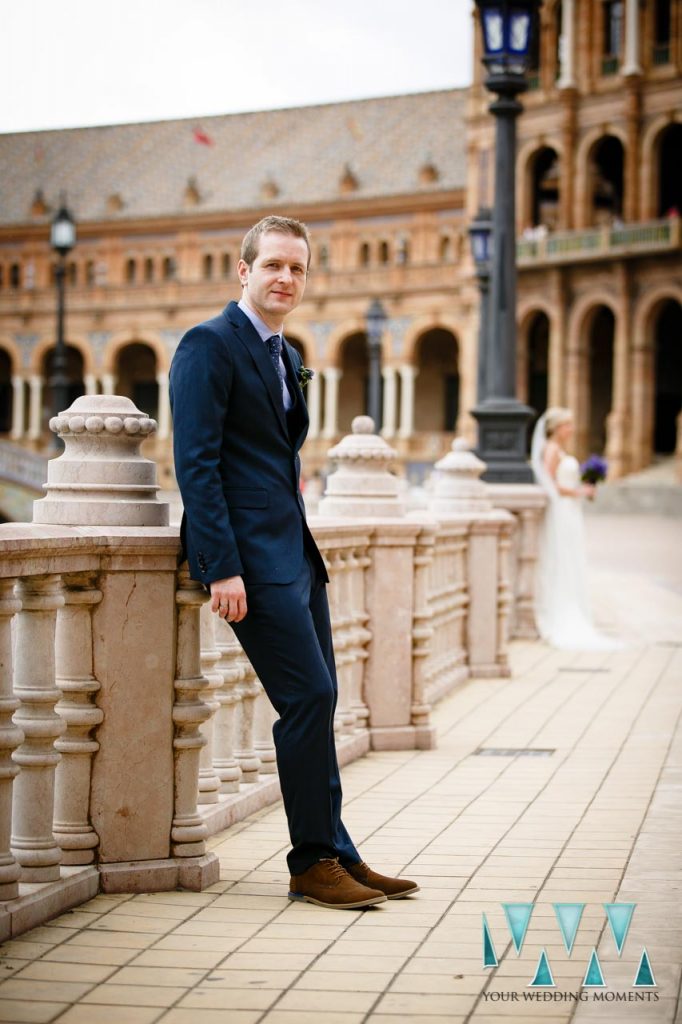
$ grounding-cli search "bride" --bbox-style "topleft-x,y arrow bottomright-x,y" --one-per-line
531,407 -> 620,651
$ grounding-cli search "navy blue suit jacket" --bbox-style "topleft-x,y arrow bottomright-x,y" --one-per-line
169,301 -> 327,587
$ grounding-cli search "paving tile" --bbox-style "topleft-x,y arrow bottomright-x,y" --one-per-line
56,1007 -> 162,1024
14,960 -> 116,983
130,949 -> 228,970
177,986 -> 279,1010
42,946 -> 140,967
293,971 -> 393,992
107,966 -> 208,988
0,978 -> 94,1002
0,1002 -> 68,1023
259,1014 -> 364,1024
158,1012 -> 260,1024
276,988 -> 377,1012
202,969 -> 298,988
65,932 -> 157,950
80,984 -> 187,1007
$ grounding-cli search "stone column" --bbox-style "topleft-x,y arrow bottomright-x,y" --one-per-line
53,572 -> 104,864
235,660 -> 261,784
100,373 -> 116,395
630,342 -> 653,472
623,0 -> 642,76
0,580 -> 23,899
605,297 -> 631,478
306,370 -> 321,440
212,620 -> 244,793
12,575 -> 66,881
398,364 -> 417,438
410,525 -> 437,747
10,377 -> 25,439
381,366 -> 398,438
557,0 -> 576,88
156,371 -> 171,441
198,603 -> 223,805
28,375 -> 43,440
172,570 -> 211,857
322,367 -> 341,439
84,373 -> 99,396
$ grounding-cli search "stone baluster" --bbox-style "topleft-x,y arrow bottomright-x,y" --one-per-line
172,569 -> 210,857
496,520 -> 514,675
235,658 -> 261,784
53,572 -> 104,864
512,508 -> 543,639
329,549 -> 355,734
254,688 -> 277,775
198,603 -> 223,805
11,575 -> 66,882
411,525 -> 436,746
212,620 -> 243,793
0,580 -> 23,899
349,544 -> 371,729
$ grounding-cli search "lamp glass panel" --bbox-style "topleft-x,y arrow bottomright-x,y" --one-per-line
51,219 -> 76,251
509,11 -> 531,55
483,9 -> 504,52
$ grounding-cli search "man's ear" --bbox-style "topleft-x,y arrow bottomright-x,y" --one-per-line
237,258 -> 249,286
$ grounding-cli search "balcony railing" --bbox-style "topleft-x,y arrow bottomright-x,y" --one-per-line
517,217 -> 680,267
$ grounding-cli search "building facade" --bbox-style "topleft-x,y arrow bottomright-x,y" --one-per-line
0,0 -> 680,497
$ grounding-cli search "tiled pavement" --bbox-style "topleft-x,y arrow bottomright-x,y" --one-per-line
0,514 -> 680,1024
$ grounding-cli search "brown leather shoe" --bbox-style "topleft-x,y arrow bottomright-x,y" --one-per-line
347,861 -> 420,899
289,858 -> 386,909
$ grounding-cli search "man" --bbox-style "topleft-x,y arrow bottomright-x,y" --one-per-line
170,215 -> 417,909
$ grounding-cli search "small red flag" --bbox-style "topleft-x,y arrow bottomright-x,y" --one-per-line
192,126 -> 214,146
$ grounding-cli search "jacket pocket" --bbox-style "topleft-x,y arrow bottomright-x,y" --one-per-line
224,488 -> 269,509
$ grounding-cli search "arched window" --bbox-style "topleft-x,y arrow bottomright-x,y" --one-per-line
318,245 -> 329,269
67,262 -> 77,286
414,328 -> 459,432
439,236 -> 452,262
116,342 -> 159,421
602,0 -> 623,73
526,6 -> 542,87
202,253 -> 214,280
85,260 -> 96,286
221,253 -> 231,277
125,258 -> 137,284
9,264 -> 21,289
396,237 -> 410,264
588,307 -> 615,454
162,256 -> 177,281
378,241 -> 390,265
653,0 -> 672,63
531,147 -> 560,228
144,258 -> 154,283
0,349 -> 12,434
43,345 -> 86,428
359,242 -> 371,267
590,136 -> 624,224
653,300 -> 682,453
658,124 -> 682,217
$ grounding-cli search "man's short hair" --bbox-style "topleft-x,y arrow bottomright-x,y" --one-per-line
240,216 -> 311,269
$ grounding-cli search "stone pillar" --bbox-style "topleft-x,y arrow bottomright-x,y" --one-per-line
12,575 -> 66,881
410,525 -> 437,749
84,373 -> 98,396
156,371 -> 171,441
381,366 -> 398,438
235,660 -> 261,784
212,621 -> 244,793
623,0 -> 642,76
53,572 -> 104,864
172,570 -> 211,857
306,370 -> 321,440
28,375 -> 43,440
198,603 -> 223,805
630,342 -> 653,471
557,0 -> 576,88
487,485 -> 546,639
566,344 -> 588,457
10,377 -> 25,440
319,416 -> 404,518
398,364 -> 417,438
322,367 -> 341,439
101,372 -> 116,395
0,580 -> 23,899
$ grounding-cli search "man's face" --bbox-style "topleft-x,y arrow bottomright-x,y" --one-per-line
238,231 -> 309,329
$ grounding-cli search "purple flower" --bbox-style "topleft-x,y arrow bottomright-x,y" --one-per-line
580,454 -> 608,485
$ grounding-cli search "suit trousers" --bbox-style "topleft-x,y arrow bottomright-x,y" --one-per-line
229,549 -> 360,875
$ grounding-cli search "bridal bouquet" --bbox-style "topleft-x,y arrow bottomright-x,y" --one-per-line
580,454 -> 608,485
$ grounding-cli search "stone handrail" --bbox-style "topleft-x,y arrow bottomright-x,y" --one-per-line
517,217 -> 679,267
0,439 -> 48,492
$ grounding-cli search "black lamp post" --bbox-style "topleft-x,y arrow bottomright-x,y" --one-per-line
365,298 -> 387,431
50,201 -> 76,442
471,0 -> 541,483
468,206 -> 493,404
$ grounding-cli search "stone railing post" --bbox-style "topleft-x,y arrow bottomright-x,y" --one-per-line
198,603 -> 223,805
410,524 -> 437,747
0,579 -> 23,899
12,575 -> 66,882
213,621 -> 244,793
53,572 -> 104,864
486,482 -> 546,639
173,570 -> 211,857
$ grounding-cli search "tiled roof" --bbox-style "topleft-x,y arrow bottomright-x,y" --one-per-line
0,90 -> 467,228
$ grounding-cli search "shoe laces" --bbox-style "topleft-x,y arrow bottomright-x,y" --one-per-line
320,857 -> 348,882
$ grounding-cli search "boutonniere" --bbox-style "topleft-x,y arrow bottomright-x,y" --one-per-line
297,365 -> 315,390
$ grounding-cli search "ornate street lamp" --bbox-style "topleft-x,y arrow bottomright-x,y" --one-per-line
50,201 -> 77,445
468,206 -> 493,404
365,298 -> 387,431
471,0 -> 541,482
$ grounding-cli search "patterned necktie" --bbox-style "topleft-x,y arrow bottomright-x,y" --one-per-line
266,334 -> 286,405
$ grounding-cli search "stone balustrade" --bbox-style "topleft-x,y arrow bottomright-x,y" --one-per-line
0,400 -> 546,939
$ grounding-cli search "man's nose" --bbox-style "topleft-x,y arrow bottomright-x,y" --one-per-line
277,265 -> 293,283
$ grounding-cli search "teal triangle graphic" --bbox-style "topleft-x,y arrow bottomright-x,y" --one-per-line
482,913 -> 498,968
529,948 -> 555,988
604,902 -> 636,955
502,902 -> 534,954
582,948 -> 606,987
633,948 -> 656,987
553,903 -> 585,955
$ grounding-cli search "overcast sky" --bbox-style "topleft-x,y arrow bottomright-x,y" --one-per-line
2,1 -> 474,135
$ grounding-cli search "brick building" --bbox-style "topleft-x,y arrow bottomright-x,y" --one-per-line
0,0 -> 680,491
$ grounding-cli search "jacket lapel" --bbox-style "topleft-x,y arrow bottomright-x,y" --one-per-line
224,303 -> 289,439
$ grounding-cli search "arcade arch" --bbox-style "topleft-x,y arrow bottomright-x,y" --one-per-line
413,328 -> 459,432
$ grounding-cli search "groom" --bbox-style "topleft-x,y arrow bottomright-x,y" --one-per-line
169,215 -> 417,908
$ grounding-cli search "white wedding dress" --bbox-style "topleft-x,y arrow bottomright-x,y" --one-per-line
531,417 -> 620,651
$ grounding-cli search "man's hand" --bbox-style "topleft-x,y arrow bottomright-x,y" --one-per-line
210,576 -> 247,622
